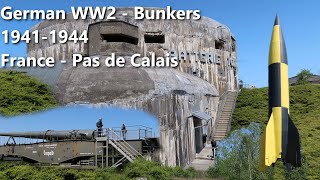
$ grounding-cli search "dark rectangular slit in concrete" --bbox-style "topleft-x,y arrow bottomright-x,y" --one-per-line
231,36 -> 236,52
144,34 -> 165,43
215,40 -> 224,50
102,34 -> 138,45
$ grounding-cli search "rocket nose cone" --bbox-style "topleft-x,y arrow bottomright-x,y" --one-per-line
274,15 -> 280,26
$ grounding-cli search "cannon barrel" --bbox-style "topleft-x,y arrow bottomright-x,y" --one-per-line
0,130 -> 96,141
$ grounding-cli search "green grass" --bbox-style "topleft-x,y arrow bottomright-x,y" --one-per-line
0,70 -> 57,116
0,159 -> 200,180
232,84 -> 320,179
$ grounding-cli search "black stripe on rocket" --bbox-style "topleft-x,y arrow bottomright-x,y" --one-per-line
282,108 -> 289,162
268,63 -> 281,116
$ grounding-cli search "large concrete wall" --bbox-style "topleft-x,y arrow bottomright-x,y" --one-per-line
24,7 -> 238,167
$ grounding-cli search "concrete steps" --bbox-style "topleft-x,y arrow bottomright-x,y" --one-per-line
213,91 -> 238,141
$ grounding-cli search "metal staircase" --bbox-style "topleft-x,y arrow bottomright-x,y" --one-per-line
213,91 -> 238,141
95,128 -> 143,168
108,129 -> 143,167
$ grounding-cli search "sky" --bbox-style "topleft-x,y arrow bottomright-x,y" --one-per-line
0,0 -> 319,131
0,106 -> 159,136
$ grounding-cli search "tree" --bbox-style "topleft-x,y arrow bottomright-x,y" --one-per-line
207,122 -> 307,180
296,69 -> 313,85
207,123 -> 274,180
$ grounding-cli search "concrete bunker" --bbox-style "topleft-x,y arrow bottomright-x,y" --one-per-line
88,21 -> 139,56
24,7 -> 238,167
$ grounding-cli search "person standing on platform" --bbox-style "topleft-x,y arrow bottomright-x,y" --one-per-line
121,123 -> 127,140
96,118 -> 103,137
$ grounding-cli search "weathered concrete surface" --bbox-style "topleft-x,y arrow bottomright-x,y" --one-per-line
22,7 -> 238,167
48,60 -> 220,166
188,143 -> 214,171
28,7 -> 238,93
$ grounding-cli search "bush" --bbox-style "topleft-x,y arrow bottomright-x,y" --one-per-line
170,166 -> 197,178
296,69 -> 312,85
124,159 -> 165,179
4,165 -> 37,180
0,159 -> 204,180
182,167 -> 197,178
0,70 -> 57,116
207,123 -> 275,180
0,172 -> 7,180
232,85 -> 320,179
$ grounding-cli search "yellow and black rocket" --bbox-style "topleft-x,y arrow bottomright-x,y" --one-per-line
259,16 -> 301,171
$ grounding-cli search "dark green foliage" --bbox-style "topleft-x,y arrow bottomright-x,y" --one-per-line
232,87 -> 268,130
0,162 -> 98,180
123,158 -> 198,180
95,168 -> 126,180
232,84 -> 320,179
0,70 -> 57,116
207,123 -> 274,180
0,159 -> 200,180
296,69 -> 313,85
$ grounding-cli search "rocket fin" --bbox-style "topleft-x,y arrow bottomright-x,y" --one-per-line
283,115 -> 301,168
260,111 -> 282,171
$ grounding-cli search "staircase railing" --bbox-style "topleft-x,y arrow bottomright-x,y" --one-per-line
107,128 -> 143,161
212,90 -> 239,140
227,91 -> 238,132
108,140 -> 134,162
211,91 -> 229,139
112,157 -> 126,168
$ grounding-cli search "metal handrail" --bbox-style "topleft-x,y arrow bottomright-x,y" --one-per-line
211,91 -> 229,139
227,91 -> 238,132
111,125 -> 153,140
108,132 -> 136,159
108,140 -> 134,161
111,129 -> 152,140
107,128 -> 143,159
112,125 -> 152,130
212,90 -> 238,139
112,157 -> 126,168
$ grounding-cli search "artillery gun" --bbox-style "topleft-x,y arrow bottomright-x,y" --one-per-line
0,122 -> 158,168
0,130 -> 96,141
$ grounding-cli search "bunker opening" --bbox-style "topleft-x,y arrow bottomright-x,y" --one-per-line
191,111 -> 211,154
144,34 -> 165,43
215,40 -> 225,50
193,118 -> 204,153
102,34 -> 138,45
88,21 -> 139,55
231,36 -> 236,52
